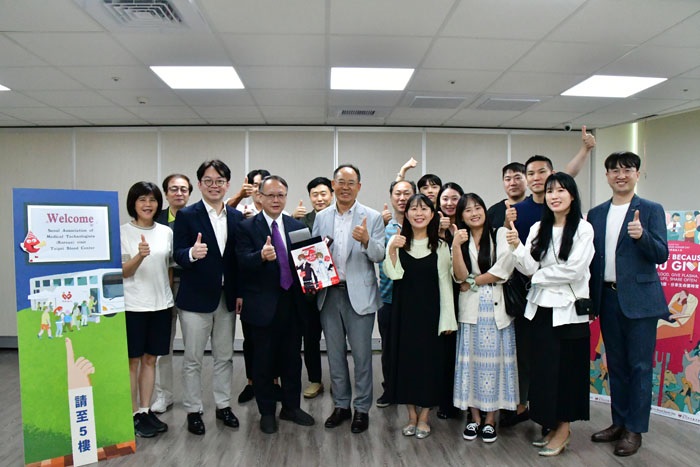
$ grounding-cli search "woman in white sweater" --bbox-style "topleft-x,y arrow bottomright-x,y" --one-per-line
121,181 -> 174,438
507,172 -> 594,457
452,193 -> 517,444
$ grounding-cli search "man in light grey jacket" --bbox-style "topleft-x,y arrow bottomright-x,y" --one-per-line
312,164 -> 385,434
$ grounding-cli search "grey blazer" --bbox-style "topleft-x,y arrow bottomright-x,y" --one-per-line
312,201 -> 385,315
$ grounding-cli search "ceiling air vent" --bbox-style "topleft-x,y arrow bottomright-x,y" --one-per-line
410,96 -> 465,109
103,0 -> 182,26
339,109 -> 376,117
477,98 -> 540,111
74,0 -> 208,31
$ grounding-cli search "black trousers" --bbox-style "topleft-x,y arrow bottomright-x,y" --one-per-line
249,291 -> 303,416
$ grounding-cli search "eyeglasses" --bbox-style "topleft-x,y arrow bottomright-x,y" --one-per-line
334,180 -> 358,188
260,192 -> 287,200
607,168 -> 637,176
168,186 -> 190,193
201,178 -> 227,187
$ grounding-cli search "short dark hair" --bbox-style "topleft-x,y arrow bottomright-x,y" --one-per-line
334,164 -> 361,182
162,173 -> 192,194
196,159 -> 231,181
259,175 -> 288,192
307,177 -> 333,194
126,181 -> 163,220
247,169 -> 271,183
525,155 -> 553,172
417,174 -> 442,189
389,179 -> 417,195
604,151 -> 641,171
502,162 -> 526,178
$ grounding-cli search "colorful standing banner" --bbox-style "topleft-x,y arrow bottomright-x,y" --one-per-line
590,209 -> 700,425
13,188 -> 135,466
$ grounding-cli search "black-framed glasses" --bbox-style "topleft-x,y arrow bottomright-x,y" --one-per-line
201,178 -> 227,187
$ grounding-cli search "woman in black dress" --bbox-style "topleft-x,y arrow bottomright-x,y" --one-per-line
383,194 -> 457,438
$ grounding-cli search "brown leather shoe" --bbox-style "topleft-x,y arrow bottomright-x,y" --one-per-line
591,424 -> 624,443
614,431 -> 642,456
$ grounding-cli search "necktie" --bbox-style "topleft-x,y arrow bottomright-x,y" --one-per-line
271,220 -> 293,290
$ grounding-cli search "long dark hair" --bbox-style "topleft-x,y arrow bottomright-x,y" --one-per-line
455,193 -> 495,273
400,194 -> 440,253
437,182 -> 464,215
530,172 -> 582,261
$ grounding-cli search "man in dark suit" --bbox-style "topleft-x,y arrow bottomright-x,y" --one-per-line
588,151 -> 668,457
235,175 -> 314,434
173,160 -> 243,435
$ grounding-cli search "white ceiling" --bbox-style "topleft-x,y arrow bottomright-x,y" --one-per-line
0,0 -> 699,129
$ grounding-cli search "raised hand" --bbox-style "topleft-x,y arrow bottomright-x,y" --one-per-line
506,220 -> 520,247
240,176 -> 254,198
582,125 -> 596,150
438,211 -> 450,232
191,232 -> 208,260
628,209 -> 643,239
504,200 -> 517,227
292,199 -> 307,219
391,234 -> 407,250
261,235 -> 277,261
138,234 -> 150,258
352,217 -> 370,245
398,157 -> 418,179
381,203 -> 392,225
451,224 -> 469,247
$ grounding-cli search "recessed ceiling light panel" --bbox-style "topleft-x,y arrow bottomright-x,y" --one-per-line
331,67 -> 414,91
562,75 -> 666,98
0,83 -> 10,91
150,66 -> 244,89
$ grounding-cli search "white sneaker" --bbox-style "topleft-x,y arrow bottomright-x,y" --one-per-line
151,397 -> 174,414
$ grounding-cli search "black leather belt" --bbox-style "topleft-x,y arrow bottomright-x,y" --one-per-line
604,282 -> 617,290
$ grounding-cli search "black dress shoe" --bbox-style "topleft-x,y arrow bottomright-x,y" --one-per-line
187,412 -> 206,435
279,407 -> 315,426
591,424 -> 624,443
614,431 -> 642,456
215,407 -> 240,428
238,384 -> 255,404
350,411 -> 369,434
260,414 -> 278,434
324,407 -> 352,428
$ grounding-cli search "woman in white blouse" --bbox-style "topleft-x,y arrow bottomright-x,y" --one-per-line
506,172 -> 594,457
383,194 -> 458,439
452,193 -> 517,444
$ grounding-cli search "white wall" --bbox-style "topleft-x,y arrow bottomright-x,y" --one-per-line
3,125 -> 593,341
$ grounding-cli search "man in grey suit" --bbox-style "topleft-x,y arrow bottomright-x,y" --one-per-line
312,164 -> 385,434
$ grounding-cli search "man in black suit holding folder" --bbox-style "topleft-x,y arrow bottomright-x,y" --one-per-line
235,175 -> 315,434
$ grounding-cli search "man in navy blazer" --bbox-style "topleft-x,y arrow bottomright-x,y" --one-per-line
588,151 -> 668,457
235,175 -> 315,434
173,160 -> 243,435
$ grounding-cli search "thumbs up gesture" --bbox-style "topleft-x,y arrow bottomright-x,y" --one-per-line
381,203 -> 392,226
352,217 -> 370,246
504,200 -> 517,227
191,232 -> 208,260
240,176 -> 254,198
451,224 -> 469,247
261,235 -> 277,261
582,124 -> 596,150
438,211 -> 451,232
627,209 -> 643,239
138,234 -> 150,258
390,234 -> 407,250
506,220 -> 520,247
292,199 -> 307,219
